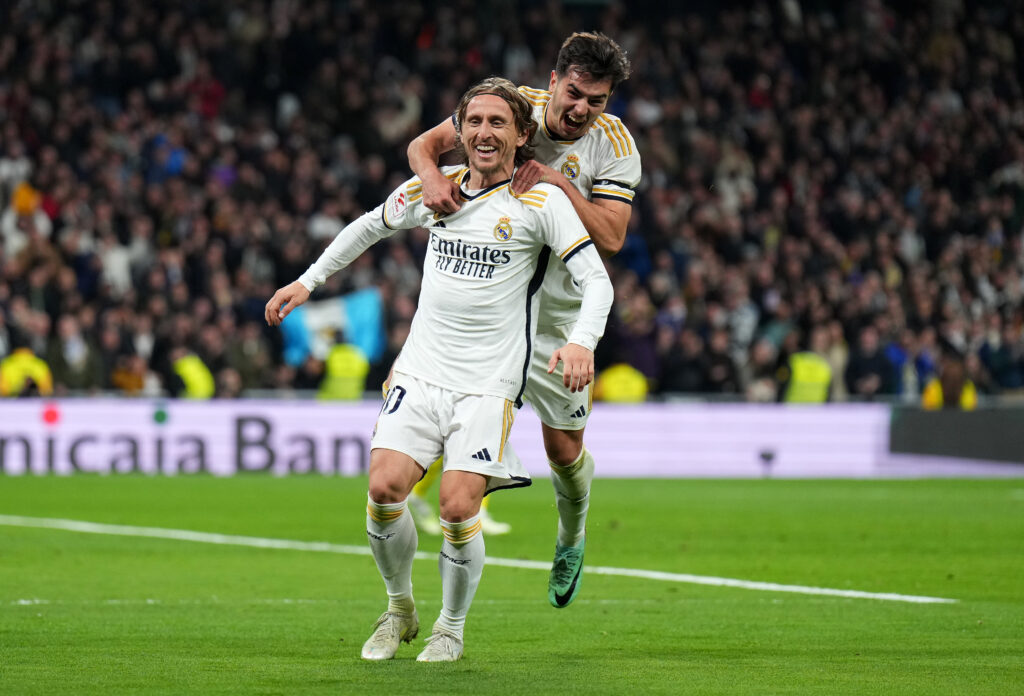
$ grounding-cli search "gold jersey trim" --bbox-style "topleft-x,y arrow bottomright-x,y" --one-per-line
499,399 -> 514,462
592,187 -> 635,200
560,235 -> 592,260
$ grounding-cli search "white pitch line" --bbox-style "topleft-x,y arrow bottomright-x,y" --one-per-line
4,598 -> 734,607
0,515 -> 957,604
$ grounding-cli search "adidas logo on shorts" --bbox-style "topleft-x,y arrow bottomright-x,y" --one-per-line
471,448 -> 493,462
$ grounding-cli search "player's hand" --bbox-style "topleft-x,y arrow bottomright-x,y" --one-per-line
422,169 -> 461,214
511,160 -> 560,195
547,342 -> 595,393
265,281 -> 311,327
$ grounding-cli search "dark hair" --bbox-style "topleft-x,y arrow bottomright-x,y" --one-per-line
555,32 -> 631,91
454,77 -> 537,168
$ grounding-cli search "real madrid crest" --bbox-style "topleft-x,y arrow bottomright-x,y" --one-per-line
561,153 -> 580,180
493,216 -> 513,241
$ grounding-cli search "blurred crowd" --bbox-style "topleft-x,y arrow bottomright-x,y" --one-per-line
1,0 -> 1023,403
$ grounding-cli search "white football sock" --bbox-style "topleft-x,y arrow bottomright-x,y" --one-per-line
366,494 -> 418,615
434,514 -> 484,640
549,447 -> 594,547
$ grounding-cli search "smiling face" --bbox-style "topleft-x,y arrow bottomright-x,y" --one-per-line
461,94 -> 530,188
545,67 -> 613,140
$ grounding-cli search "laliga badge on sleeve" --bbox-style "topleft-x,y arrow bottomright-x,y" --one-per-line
388,191 -> 407,222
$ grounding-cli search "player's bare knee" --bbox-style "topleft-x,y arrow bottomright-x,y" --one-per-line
367,449 -> 421,503
367,477 -> 408,504
438,495 -> 480,522
366,487 -> 401,505
547,445 -> 582,468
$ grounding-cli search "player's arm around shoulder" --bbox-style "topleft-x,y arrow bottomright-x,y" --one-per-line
407,117 -> 462,214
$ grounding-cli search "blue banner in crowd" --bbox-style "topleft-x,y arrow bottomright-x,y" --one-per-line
279,288 -> 385,367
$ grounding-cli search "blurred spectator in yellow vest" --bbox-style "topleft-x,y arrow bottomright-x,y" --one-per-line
922,346 -> 977,410
0,332 -> 54,397
318,337 -> 370,400
170,346 -> 215,399
594,362 -> 648,403
779,324 -> 832,403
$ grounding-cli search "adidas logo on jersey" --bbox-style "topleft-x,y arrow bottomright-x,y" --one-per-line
471,448 -> 493,462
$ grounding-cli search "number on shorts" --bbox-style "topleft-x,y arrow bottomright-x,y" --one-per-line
382,385 -> 407,414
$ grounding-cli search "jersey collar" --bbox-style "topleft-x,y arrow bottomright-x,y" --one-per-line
457,168 -> 513,200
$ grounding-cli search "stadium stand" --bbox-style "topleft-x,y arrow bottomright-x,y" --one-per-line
0,0 -> 1022,402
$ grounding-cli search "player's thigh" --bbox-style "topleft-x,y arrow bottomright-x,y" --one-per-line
525,329 -> 593,431
541,422 -> 585,466
437,470 -> 488,521
371,373 -> 445,474
442,392 -> 517,478
368,448 -> 427,503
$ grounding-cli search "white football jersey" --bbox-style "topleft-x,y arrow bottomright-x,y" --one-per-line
518,85 -> 642,328
299,165 -> 613,404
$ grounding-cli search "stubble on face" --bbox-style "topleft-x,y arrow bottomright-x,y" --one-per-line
462,95 -> 525,188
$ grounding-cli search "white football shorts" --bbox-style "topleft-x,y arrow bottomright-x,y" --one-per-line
372,371 -> 531,494
523,326 -> 593,431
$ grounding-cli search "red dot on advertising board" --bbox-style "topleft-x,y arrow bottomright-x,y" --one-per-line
42,403 -> 60,425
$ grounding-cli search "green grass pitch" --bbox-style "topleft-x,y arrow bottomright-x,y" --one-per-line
1,475 -> 1023,695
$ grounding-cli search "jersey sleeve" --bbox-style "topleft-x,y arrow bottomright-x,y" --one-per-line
298,177 -> 426,291
591,119 -> 642,206
538,189 -> 597,264
381,177 -> 428,230
537,189 -> 613,351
